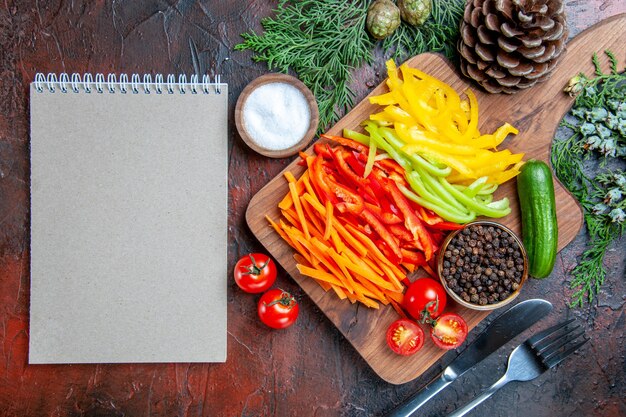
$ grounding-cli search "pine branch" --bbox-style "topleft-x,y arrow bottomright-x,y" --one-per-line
551,50 -> 626,308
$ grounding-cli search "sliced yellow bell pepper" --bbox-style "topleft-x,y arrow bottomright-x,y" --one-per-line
459,149 -> 513,168
385,59 -> 402,91
365,58 -> 525,197
369,91 -> 397,106
470,134 -> 497,149
370,106 -> 415,125
397,124 -> 479,156
466,154 -> 525,178
490,161 -> 526,184
493,123 -> 519,145
460,89 -> 479,141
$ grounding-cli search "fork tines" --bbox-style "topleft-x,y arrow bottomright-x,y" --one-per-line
525,318 -> 589,369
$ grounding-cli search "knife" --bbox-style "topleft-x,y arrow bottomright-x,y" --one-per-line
385,298 -> 553,417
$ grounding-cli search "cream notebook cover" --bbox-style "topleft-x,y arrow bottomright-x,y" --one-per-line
29,74 -> 228,363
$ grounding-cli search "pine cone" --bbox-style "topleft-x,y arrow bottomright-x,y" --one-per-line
458,0 -> 568,94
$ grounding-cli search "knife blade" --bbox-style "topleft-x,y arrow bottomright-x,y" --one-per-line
385,298 -> 552,417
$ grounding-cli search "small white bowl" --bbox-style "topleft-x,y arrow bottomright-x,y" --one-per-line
235,73 -> 319,158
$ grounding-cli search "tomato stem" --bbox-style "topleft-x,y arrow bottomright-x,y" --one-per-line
242,254 -> 270,276
419,298 -> 439,327
264,290 -> 296,310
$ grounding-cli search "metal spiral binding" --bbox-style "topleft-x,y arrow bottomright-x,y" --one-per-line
83,73 -> 93,93
130,74 -> 140,94
59,73 -> 69,93
119,74 -> 129,93
107,74 -> 117,93
143,74 -> 152,94
33,72 -> 222,94
94,73 -> 104,93
154,74 -> 164,94
71,74 -> 81,93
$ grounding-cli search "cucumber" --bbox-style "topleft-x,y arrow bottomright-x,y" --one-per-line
517,160 -> 558,279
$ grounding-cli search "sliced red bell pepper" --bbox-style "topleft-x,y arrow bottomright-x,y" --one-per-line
429,221 -> 465,231
376,158 -> 405,177
364,173 -> 382,195
416,206 -> 443,225
400,249 -> 427,266
370,165 -> 408,190
377,240 -> 401,268
358,222 -> 373,237
380,212 -> 403,225
362,172 -> 404,224
351,150 -> 369,164
320,159 -> 339,177
344,152 -> 366,177
329,147 -> 379,205
388,171 -> 408,188
368,167 -> 397,207
326,176 -> 364,215
367,174 -> 390,204
338,212 -> 363,232
360,209 -> 403,263
386,180 -> 434,261
341,154 -> 378,206
370,165 -> 389,181
308,156 -> 338,205
427,229 -> 445,249
320,134 -> 369,154
366,203 -> 402,225
365,202 -> 383,218
389,224 -> 414,243
330,147 -> 366,187
314,143 -> 333,160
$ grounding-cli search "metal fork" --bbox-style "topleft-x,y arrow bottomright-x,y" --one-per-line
448,319 -> 588,417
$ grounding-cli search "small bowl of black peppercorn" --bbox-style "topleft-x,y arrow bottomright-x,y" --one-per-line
437,221 -> 528,311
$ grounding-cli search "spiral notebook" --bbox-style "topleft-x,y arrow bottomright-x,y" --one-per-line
29,73 -> 228,363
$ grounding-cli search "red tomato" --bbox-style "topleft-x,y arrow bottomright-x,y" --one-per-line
385,319 -> 424,356
234,253 -> 277,293
258,289 -> 299,329
430,313 -> 468,350
402,278 -> 447,322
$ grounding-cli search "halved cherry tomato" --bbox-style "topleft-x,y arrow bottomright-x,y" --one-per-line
402,278 -> 447,321
430,313 -> 468,350
386,319 -> 424,356
258,289 -> 299,329
234,253 -> 277,294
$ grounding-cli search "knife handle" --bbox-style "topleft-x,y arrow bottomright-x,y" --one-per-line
385,368 -> 456,417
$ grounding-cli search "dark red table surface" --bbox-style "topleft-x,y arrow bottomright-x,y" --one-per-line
1,1 -> 624,416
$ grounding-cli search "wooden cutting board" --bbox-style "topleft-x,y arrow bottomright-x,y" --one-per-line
246,15 -> 626,385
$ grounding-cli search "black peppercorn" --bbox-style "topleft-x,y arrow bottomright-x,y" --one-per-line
441,223 -> 526,306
